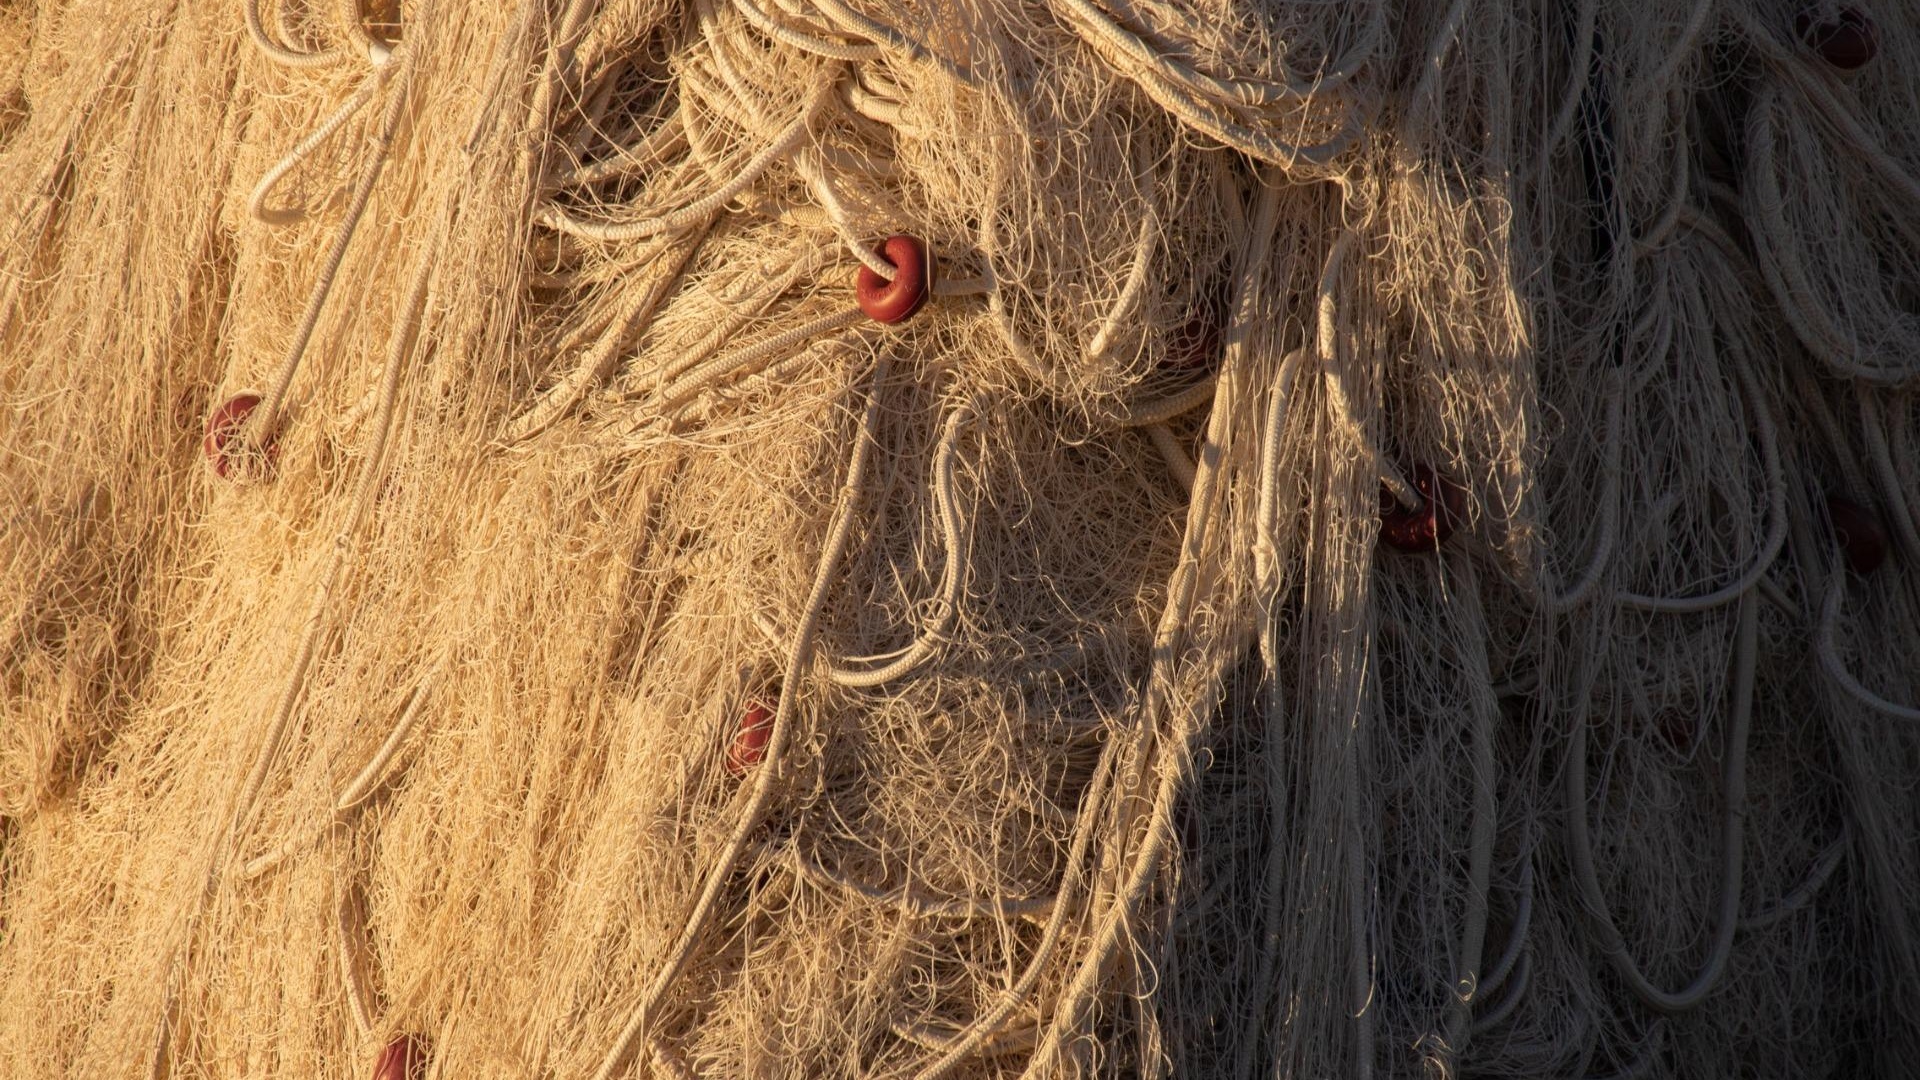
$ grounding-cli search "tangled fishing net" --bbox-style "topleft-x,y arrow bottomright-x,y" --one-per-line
4,0 -> 1919,1076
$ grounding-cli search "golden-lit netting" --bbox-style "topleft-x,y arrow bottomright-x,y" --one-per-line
2,1 -> 1917,1077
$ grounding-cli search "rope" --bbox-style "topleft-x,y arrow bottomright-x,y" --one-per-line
240,672 -> 439,881
1025,176 -> 1282,1074
1565,595 -> 1755,1014
1816,573 -> 1920,723
256,57 -> 416,437
592,358 -> 888,1080
248,71 -> 386,225
245,0 -> 346,68
1616,351 -> 1785,612
828,404 -> 972,688
536,73 -> 830,242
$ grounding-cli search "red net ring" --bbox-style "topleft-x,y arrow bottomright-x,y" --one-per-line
1796,7 -> 1877,69
1651,709 -> 1697,754
726,701 -> 775,777
371,1034 -> 429,1080
1378,464 -> 1466,553
1163,279 -> 1229,370
855,235 -> 930,324
1826,495 -> 1889,575
202,392 -> 278,481
1165,306 -> 1222,371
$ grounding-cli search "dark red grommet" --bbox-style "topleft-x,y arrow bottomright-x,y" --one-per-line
1165,307 -> 1222,371
372,1034 -> 429,1080
1378,464 -> 1467,553
855,235 -> 929,324
1652,710 -> 1695,754
1826,495 -> 1888,575
726,700 -> 775,778
1162,279 -> 1228,371
202,392 -> 277,481
1796,7 -> 1877,69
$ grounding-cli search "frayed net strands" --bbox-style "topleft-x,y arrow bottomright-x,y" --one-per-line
3,0 -> 1920,1078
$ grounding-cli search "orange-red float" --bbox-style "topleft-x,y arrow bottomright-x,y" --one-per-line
371,1034 -> 428,1080
1164,305 -> 1222,371
1378,464 -> 1466,553
726,701 -> 775,778
1653,709 -> 1696,755
1162,278 -> 1231,371
855,235 -> 930,324
202,392 -> 277,481
1796,7 -> 1877,69
1826,495 -> 1888,575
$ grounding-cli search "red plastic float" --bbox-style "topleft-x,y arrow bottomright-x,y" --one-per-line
1653,709 -> 1696,755
371,1034 -> 428,1080
854,235 -> 930,324
1826,495 -> 1888,575
202,392 -> 277,481
726,700 -> 775,778
1165,302 -> 1223,371
1162,278 -> 1229,370
1796,7 -> 1877,69
1378,464 -> 1467,553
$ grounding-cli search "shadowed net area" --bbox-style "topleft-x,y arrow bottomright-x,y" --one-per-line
2,1 -> 1917,1077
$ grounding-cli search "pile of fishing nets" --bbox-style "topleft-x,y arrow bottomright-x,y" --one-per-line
3,0 -> 1918,1076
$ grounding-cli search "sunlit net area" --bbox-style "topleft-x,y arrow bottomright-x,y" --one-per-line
2,1 -> 1917,1077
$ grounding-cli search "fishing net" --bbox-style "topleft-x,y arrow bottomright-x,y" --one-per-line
2,0 -> 1917,1076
